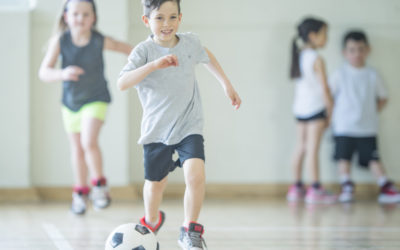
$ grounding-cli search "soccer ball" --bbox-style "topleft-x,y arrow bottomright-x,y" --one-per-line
105,223 -> 159,250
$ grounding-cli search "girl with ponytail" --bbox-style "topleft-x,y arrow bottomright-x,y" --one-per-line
287,17 -> 336,204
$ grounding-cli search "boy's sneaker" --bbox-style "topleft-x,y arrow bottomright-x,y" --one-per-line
339,181 -> 355,203
139,211 -> 166,235
305,187 -> 337,204
71,192 -> 88,215
378,182 -> 400,204
286,184 -> 306,202
178,222 -> 207,250
90,178 -> 111,209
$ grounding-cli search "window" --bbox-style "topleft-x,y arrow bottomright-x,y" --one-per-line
0,0 -> 36,11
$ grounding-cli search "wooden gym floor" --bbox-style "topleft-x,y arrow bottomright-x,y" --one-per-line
1,199 -> 400,250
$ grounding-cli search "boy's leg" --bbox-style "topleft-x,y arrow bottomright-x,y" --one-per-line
182,158 -> 205,227
143,176 -> 168,225
338,159 -> 355,203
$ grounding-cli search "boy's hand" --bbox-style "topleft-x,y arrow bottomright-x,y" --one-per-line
62,66 -> 85,82
225,86 -> 242,110
153,55 -> 179,69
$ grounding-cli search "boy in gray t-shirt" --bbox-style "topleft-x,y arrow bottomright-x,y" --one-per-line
118,0 -> 241,248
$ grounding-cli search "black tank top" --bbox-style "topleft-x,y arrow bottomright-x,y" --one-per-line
60,30 -> 111,111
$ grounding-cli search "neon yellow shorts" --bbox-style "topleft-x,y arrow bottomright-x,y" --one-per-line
62,102 -> 108,133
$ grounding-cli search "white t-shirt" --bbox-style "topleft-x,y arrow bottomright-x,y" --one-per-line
329,63 -> 388,137
293,48 -> 326,118
119,33 -> 210,145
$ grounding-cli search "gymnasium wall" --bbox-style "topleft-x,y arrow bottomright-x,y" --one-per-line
1,0 -> 399,188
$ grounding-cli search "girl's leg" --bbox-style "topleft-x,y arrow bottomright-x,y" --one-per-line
80,117 -> 104,179
143,176 -> 168,226
305,119 -> 326,184
369,160 -> 387,180
292,122 -> 307,183
67,133 -> 88,187
182,158 -> 206,227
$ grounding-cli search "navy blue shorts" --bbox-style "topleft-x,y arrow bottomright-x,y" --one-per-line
296,110 -> 326,122
334,136 -> 380,168
143,134 -> 205,181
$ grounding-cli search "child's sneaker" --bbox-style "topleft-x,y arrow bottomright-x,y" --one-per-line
378,182 -> 400,204
178,222 -> 207,250
90,178 -> 111,209
305,187 -> 337,204
339,181 -> 355,203
139,211 -> 166,235
71,192 -> 88,215
286,184 -> 306,202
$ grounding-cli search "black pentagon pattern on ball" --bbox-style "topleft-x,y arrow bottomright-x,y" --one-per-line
156,242 -> 159,250
110,232 -> 123,248
135,224 -> 151,235
132,246 -> 145,250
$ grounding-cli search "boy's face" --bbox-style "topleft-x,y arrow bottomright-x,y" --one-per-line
343,40 -> 370,68
142,1 -> 182,47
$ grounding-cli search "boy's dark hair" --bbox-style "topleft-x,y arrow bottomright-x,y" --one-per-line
343,30 -> 369,48
290,17 -> 327,79
142,0 -> 181,17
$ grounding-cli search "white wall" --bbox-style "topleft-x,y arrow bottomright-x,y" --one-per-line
1,0 -> 399,188
0,9 -> 30,187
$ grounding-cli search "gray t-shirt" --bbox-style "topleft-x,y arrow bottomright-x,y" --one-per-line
120,33 -> 210,145
60,30 -> 111,111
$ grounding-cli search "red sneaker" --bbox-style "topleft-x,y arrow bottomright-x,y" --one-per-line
139,211 -> 165,234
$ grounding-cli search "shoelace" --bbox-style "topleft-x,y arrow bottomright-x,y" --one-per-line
187,231 -> 208,250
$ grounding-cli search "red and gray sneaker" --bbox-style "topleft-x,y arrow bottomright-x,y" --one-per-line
378,182 -> 400,204
71,186 -> 90,215
90,177 -> 111,210
139,211 -> 166,235
178,222 -> 208,250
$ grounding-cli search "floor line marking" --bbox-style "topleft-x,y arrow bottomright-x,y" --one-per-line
42,223 -> 74,250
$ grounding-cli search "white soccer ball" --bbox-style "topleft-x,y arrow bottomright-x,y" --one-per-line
105,223 -> 159,250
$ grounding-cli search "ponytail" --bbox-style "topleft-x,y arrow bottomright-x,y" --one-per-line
290,37 -> 301,79
290,17 -> 327,79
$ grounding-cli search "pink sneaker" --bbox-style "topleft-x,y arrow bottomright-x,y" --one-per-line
378,182 -> 400,204
286,185 -> 306,202
305,187 -> 337,204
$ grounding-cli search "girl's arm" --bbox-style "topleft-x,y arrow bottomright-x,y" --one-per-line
104,36 -> 133,55
314,57 -> 334,122
204,48 -> 241,110
38,36 -> 84,83
118,54 -> 178,91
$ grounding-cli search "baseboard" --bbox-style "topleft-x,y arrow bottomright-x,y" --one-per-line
0,183 -> 382,202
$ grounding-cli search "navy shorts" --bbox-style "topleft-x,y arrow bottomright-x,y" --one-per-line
143,134 -> 205,181
296,110 -> 326,122
334,136 -> 380,168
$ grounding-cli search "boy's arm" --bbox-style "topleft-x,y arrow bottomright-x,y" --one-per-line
118,54 -> 178,91
203,48 -> 241,110
377,98 -> 388,112
104,36 -> 133,55
314,57 -> 334,122
38,35 -> 84,83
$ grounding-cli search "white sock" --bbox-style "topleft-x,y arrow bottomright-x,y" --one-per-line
377,176 -> 388,187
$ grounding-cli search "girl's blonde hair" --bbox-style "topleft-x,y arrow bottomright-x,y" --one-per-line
55,0 -> 98,35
